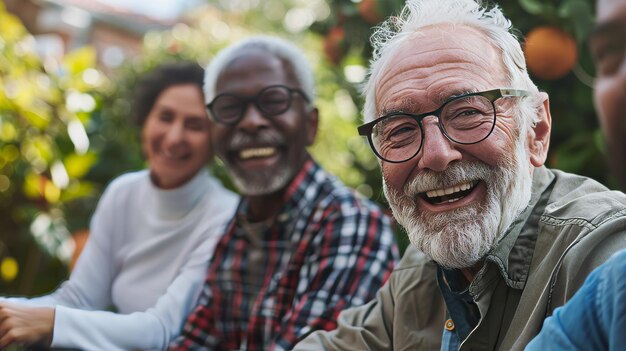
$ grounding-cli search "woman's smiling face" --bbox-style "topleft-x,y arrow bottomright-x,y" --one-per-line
142,84 -> 212,189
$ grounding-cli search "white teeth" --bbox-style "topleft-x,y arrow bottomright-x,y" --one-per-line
239,147 -> 276,160
425,181 -> 476,199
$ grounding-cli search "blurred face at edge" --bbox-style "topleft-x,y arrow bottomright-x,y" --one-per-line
377,26 -> 550,269
589,0 -> 626,186
141,84 -> 213,189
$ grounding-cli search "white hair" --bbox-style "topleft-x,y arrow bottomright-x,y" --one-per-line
362,0 -> 543,129
203,35 -> 316,107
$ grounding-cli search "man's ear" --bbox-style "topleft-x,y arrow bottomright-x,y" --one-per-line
306,107 -> 319,146
528,92 -> 551,167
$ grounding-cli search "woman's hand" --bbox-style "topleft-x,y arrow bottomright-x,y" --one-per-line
0,302 -> 54,348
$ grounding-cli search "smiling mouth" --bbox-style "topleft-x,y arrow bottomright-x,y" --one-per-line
238,147 -> 278,160
420,180 -> 480,205
161,151 -> 189,161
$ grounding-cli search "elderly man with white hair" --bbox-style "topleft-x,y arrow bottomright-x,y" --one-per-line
295,0 -> 626,350
168,36 -> 399,351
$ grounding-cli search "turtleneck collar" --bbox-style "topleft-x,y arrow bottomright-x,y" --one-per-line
148,167 -> 211,221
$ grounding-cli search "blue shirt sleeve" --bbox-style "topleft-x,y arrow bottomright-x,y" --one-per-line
525,249 -> 626,351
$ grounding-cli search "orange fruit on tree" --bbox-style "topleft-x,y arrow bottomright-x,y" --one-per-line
524,26 -> 578,80
323,26 -> 347,65
358,0 -> 383,25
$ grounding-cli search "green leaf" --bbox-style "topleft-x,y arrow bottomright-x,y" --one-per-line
21,107 -> 50,130
593,128 -> 606,155
1,144 -> 19,162
33,136 -> 54,163
62,47 -> 96,75
558,0 -> 593,43
519,0 -> 556,17
64,152 -> 97,179
23,172 -> 42,199
553,132 -> 596,173
0,12 -> 26,44
0,122 -> 17,142
60,180 -> 96,202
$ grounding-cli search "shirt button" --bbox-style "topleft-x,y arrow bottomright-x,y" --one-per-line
445,319 -> 455,331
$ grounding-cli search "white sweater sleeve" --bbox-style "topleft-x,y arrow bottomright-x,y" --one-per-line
50,226 -> 216,351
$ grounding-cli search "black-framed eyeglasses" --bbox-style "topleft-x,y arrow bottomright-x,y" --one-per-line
357,88 -> 530,163
206,84 -> 310,125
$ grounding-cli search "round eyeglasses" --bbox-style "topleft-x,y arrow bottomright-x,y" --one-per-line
357,89 -> 529,163
206,84 -> 310,125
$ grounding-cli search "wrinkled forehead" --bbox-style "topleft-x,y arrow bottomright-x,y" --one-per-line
374,25 -> 507,112
216,49 -> 298,93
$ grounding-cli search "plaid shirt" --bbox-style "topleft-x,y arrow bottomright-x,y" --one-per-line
170,158 -> 399,350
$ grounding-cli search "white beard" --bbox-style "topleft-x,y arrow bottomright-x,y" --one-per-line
384,136 -> 533,269
230,165 -> 293,196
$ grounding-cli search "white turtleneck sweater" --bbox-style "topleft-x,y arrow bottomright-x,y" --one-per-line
9,168 -> 238,350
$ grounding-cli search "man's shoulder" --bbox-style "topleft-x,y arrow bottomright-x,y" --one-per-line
392,246 -> 437,277
530,170 -> 626,308
311,164 -> 387,216
290,163 -> 394,247
107,169 -> 148,189
542,168 -> 626,226
99,170 -> 148,202
383,246 -> 439,297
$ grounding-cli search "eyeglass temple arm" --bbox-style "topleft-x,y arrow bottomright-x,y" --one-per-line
500,88 -> 530,97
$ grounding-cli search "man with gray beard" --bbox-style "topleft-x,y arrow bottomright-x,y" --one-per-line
295,0 -> 626,350
169,36 -> 399,350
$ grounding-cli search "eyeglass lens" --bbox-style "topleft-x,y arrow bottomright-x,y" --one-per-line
211,86 -> 294,124
371,95 -> 495,162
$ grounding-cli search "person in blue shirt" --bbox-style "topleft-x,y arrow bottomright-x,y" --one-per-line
526,249 -> 626,350
526,0 -> 626,349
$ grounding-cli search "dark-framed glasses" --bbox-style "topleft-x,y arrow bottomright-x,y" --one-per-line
357,88 -> 530,163
206,84 -> 310,125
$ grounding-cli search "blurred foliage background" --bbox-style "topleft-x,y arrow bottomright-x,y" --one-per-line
0,0 -> 610,296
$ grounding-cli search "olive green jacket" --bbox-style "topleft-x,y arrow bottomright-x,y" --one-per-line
295,167 -> 626,351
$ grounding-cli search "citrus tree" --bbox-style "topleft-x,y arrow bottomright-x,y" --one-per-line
314,0 -> 609,187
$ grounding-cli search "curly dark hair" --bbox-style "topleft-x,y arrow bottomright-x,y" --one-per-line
131,61 -> 205,127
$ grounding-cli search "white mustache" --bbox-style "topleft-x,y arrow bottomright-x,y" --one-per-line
403,161 -> 493,197
228,130 -> 286,150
